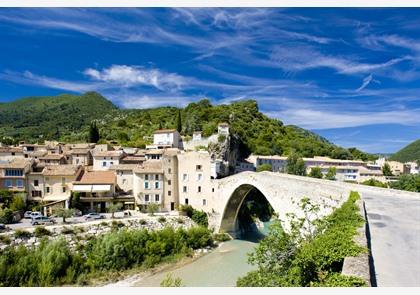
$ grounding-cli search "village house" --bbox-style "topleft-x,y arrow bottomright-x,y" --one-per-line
69,148 -> 93,166
147,129 -> 182,149
38,154 -> 67,166
0,146 -> 24,161
0,158 -> 34,196
92,150 -> 125,171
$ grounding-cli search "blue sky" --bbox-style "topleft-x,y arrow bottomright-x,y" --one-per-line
0,8 -> 419,153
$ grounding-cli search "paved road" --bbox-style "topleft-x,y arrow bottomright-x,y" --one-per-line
362,192 -> 420,287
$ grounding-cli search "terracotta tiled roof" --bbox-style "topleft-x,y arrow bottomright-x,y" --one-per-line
39,154 -> 65,160
42,164 -> 81,176
70,148 -> 91,155
0,147 -> 23,153
133,160 -> 163,174
74,170 -> 116,184
109,164 -> 139,171
145,149 -> 164,155
153,129 -> 177,134
0,158 -> 33,169
93,150 -> 124,157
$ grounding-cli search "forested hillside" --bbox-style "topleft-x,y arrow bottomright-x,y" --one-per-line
0,92 -> 375,161
389,139 -> 420,162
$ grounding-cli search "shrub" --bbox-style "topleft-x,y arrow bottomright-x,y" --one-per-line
158,217 -> 166,223
176,218 -> 185,224
14,229 -> 32,239
160,273 -> 183,287
213,232 -> 231,242
0,235 -> 11,245
34,226 -> 51,238
61,227 -> 74,235
257,163 -> 272,172
180,205 -> 208,228
139,219 -> 147,225
0,208 -> 14,224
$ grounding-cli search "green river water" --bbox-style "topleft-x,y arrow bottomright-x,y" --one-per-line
134,222 -> 271,287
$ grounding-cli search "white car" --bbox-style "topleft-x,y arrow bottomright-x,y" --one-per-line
30,212 -> 43,219
24,211 -> 33,219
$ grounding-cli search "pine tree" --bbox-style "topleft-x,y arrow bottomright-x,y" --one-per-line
176,110 -> 182,133
88,121 -> 100,143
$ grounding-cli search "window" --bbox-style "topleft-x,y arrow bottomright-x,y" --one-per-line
155,182 -> 160,189
144,182 -> 149,189
183,173 -> 188,181
34,179 -> 39,187
5,179 -> 12,188
46,187 -> 50,193
203,199 -> 207,206
62,187 -> 66,193
16,179 -> 23,188
212,188 -> 215,192
76,158 -> 79,164
32,191 -> 41,197
5,169 -> 23,176
197,173 -> 203,181
145,174 -> 149,180
198,186 -> 201,193
168,180 -> 171,186
196,165 -> 202,171
155,194 -> 160,202
155,174 -> 159,180
110,162 -> 114,165
11,152 -> 15,156
168,168 -> 171,174
145,194 -> 150,202
185,198 -> 189,205
168,190 -> 171,196
102,161 -> 107,167
183,186 -> 187,193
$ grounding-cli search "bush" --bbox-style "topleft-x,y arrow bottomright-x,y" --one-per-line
0,208 -> 14,224
139,219 -> 147,225
180,205 -> 208,228
34,226 -> 51,238
158,217 -> 166,223
61,227 -> 74,235
213,232 -> 231,242
176,218 -> 185,224
257,164 -> 272,172
14,229 -> 32,239
9,195 -> 26,212
362,178 -> 388,188
0,235 -> 11,245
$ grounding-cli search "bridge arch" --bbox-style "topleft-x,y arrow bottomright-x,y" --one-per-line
219,184 -> 274,235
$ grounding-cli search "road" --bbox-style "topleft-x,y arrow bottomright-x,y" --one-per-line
362,191 -> 420,287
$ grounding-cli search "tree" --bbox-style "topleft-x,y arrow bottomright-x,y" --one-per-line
325,167 -> 337,180
382,162 -> 393,176
54,208 -> 75,223
147,203 -> 159,216
108,202 -> 123,219
9,194 -> 25,211
88,121 -> 100,143
286,153 -> 306,176
309,167 -> 323,179
257,163 -> 272,172
176,110 -> 182,133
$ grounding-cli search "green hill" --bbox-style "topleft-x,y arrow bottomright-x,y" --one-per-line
0,92 -> 375,161
0,92 -> 118,142
389,139 -> 420,163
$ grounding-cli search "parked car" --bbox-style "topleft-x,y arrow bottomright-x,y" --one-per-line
73,209 -> 83,217
83,213 -> 105,221
30,212 -> 43,219
0,223 -> 6,231
24,211 -> 33,219
31,216 -> 56,226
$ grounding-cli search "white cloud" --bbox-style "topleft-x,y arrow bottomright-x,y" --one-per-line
84,65 -> 187,91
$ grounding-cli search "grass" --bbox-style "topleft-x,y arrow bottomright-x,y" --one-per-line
14,229 -> 32,239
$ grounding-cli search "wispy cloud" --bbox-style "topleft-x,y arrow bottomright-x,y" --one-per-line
355,74 -> 380,92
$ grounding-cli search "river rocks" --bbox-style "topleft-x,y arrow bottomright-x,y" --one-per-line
0,215 -> 197,250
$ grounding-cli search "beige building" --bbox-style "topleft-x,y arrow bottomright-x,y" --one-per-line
0,146 -> 24,161
177,151 -> 215,211
92,150 -> 125,171
41,164 -> 83,208
0,158 -> 33,195
149,129 -> 182,149
387,160 -> 410,176
69,148 -> 93,166
38,154 -> 67,166
110,164 -> 137,194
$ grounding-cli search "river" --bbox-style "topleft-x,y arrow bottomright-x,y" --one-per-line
133,222 -> 271,287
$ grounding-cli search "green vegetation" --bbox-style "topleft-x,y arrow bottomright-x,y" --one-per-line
0,208 -> 14,224
237,192 -> 366,287
179,205 -> 209,228
390,174 -> 420,192
1,93 -> 375,161
325,167 -> 337,180
0,226 -> 213,286
212,232 -> 232,242
256,163 -> 272,172
309,167 -> 323,179
158,217 -> 167,223
361,178 -> 388,188
14,229 -> 32,239
286,153 -> 306,176
160,273 -> 183,287
389,139 -> 420,163
54,208 -> 75,223
34,226 -> 52,238
382,163 -> 393,176
0,92 -> 117,143
88,121 -> 100,143
147,203 -> 159,216
107,203 -> 123,219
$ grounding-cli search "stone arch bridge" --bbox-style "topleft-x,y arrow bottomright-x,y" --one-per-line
208,171 -> 419,236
